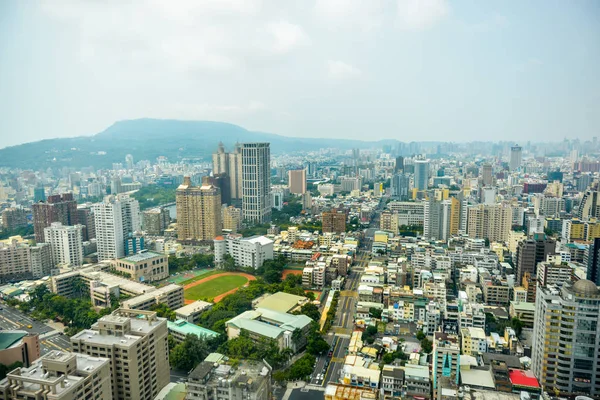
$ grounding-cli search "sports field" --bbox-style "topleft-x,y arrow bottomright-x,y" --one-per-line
183,272 -> 256,303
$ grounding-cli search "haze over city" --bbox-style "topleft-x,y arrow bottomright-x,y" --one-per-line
1,0 -> 599,147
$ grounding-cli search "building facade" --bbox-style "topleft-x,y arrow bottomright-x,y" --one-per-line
32,193 -> 78,243
44,222 -> 84,267
288,169 -> 307,195
176,176 -> 222,242
92,194 -> 141,261
242,143 -> 272,223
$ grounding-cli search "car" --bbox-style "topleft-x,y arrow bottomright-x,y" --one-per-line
27,324 -> 32,329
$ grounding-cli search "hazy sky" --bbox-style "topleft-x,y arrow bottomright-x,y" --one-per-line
1,0 -> 599,148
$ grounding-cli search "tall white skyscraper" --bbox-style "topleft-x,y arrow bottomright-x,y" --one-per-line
242,143 -> 272,223
510,145 -> 522,171
414,159 -> 430,191
93,194 -> 141,261
44,222 -> 84,267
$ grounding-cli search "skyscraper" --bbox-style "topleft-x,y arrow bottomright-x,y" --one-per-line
44,222 -> 84,267
92,194 -> 141,261
390,173 -> 410,200
532,280 -> 600,396
176,176 -> 222,241
288,169 -> 307,195
510,145 -> 522,171
212,142 -> 243,201
32,193 -> 78,243
395,156 -> 404,173
515,233 -> 555,285
466,203 -> 512,243
414,159 -> 430,191
586,237 -> 600,286
242,143 -> 271,223
481,163 -> 493,186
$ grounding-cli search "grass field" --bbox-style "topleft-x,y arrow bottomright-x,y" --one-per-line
184,275 -> 249,301
178,269 -> 224,286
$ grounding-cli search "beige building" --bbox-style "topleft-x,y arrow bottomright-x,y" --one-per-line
380,210 -> 399,234
0,351 -> 112,400
121,284 -> 184,311
0,237 -> 52,282
222,205 -> 242,233
467,203 -> 512,243
112,251 -> 168,282
212,142 -> 243,201
0,331 -> 40,368
176,176 -> 222,242
70,309 -> 169,400
461,327 -> 488,355
288,169 -> 307,195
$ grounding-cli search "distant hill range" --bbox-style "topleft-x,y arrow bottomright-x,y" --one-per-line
0,118 -> 406,169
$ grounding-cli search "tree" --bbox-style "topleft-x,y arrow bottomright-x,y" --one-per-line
291,328 -> 303,350
511,317 -> 524,336
369,307 -> 382,319
169,334 -> 210,371
362,325 -> 378,344
307,336 -> 329,355
416,330 -> 426,341
222,254 -> 236,271
150,303 -> 177,321
300,303 -> 321,321
420,337 -> 433,354
71,279 -> 88,299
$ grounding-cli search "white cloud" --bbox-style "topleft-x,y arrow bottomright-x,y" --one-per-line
397,0 -> 449,30
265,21 -> 310,53
327,60 -> 362,80
314,0 -> 385,31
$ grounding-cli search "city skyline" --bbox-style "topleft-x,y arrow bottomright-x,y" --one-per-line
1,1 -> 599,147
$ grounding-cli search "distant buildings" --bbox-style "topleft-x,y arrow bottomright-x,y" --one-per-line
322,210 -> 346,233
510,145 -> 522,171
414,159 -> 430,191
1,207 -> 28,231
466,203 -> 512,243
32,193 -> 78,243
176,176 -> 222,242
288,169 -> 307,195
92,194 -> 141,261
242,143 -> 272,223
222,205 -> 242,233
142,207 -> 170,236
212,142 -> 243,202
515,233 -> 555,285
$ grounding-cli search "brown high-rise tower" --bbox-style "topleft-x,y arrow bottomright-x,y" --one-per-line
32,193 -> 78,243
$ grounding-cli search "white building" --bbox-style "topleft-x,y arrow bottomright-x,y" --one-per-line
44,222 -> 84,267
214,235 -> 274,269
242,143 -> 271,223
92,194 -> 141,261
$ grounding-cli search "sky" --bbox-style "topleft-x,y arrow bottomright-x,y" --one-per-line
1,0 -> 599,148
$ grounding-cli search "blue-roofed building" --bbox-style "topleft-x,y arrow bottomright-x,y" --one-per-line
167,320 -> 220,343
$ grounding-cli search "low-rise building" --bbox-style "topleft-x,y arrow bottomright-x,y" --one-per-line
225,308 -> 312,352
0,331 -> 40,367
508,301 -> 535,328
461,327 -> 488,355
174,300 -> 212,323
186,358 -> 272,400
214,235 -> 273,269
167,320 -> 220,343
111,250 -> 169,282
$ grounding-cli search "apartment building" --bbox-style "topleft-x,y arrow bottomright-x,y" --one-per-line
322,210 -> 346,233
461,327 -> 488,356
186,359 -> 271,400
176,176 -> 222,242
111,251 -> 168,282
174,300 -> 212,323
142,207 -> 170,236
70,309 -> 169,400
0,351 -> 112,400
214,234 -> 273,269
32,193 -> 78,243
222,205 -> 242,233
44,222 -> 84,267
121,284 -> 184,311
1,207 -> 28,230
0,237 -> 52,282
242,143 -> 272,223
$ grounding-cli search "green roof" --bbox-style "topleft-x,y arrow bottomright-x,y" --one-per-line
255,292 -> 305,313
0,332 -> 27,350
167,320 -> 220,339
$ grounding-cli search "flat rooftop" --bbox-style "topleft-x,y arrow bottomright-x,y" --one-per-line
119,251 -> 164,263
167,320 -> 219,339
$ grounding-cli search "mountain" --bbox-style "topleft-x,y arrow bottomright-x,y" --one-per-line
0,118 -> 400,169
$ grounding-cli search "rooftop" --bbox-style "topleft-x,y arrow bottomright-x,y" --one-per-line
174,300 -> 212,316
120,251 -> 164,263
0,331 -> 27,350
509,369 -> 540,388
254,292 -> 306,313
460,368 -> 495,389
167,320 -> 220,339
